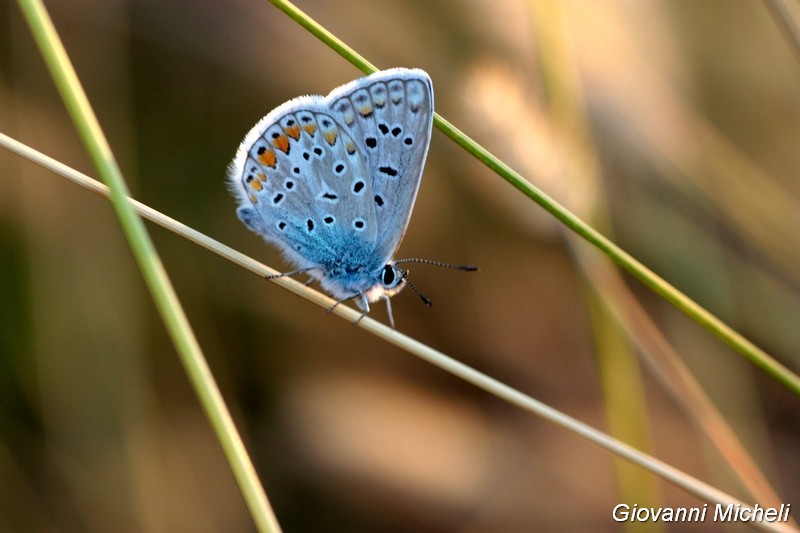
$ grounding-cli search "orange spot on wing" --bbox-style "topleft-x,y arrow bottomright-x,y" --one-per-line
258,150 -> 276,167
249,193 -> 257,203
358,105 -> 373,116
323,131 -> 338,145
284,125 -> 300,140
272,134 -> 289,153
257,172 -> 267,181
345,142 -> 356,155
249,179 -> 263,191
303,124 -> 317,136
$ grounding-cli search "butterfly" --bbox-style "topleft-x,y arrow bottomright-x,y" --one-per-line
228,68 -> 476,327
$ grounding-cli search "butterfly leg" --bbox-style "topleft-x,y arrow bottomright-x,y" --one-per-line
382,296 -> 395,329
327,292 -> 363,314
352,295 -> 372,325
265,267 -> 318,280
326,293 -> 372,325
327,294 -> 392,327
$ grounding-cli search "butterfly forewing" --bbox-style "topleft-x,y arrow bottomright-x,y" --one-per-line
327,69 -> 434,261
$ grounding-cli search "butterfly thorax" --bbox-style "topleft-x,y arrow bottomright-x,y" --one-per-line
309,235 -> 405,305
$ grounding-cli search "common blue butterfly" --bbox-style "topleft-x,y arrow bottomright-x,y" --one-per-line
228,68 -> 476,326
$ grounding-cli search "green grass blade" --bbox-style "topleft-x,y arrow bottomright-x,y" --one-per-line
15,1 -> 282,530
266,0 -> 800,397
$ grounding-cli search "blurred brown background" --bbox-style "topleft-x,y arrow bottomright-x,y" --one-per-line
1,0 -> 799,531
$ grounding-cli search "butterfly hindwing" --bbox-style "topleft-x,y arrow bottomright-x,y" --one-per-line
233,101 -> 376,269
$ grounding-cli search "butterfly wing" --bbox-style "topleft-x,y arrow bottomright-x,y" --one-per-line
229,69 -> 433,307
326,69 -> 434,263
229,97 -> 378,273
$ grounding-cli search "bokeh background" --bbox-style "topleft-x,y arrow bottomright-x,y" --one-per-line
1,0 -> 799,531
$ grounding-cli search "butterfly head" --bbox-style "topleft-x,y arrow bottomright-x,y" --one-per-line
374,262 -> 434,308
359,264 -> 407,304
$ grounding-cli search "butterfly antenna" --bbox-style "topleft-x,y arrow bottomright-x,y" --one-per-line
400,271 -> 432,307
394,258 -> 479,272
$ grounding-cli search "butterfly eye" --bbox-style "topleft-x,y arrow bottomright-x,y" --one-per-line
382,265 -> 395,285
380,265 -> 406,292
